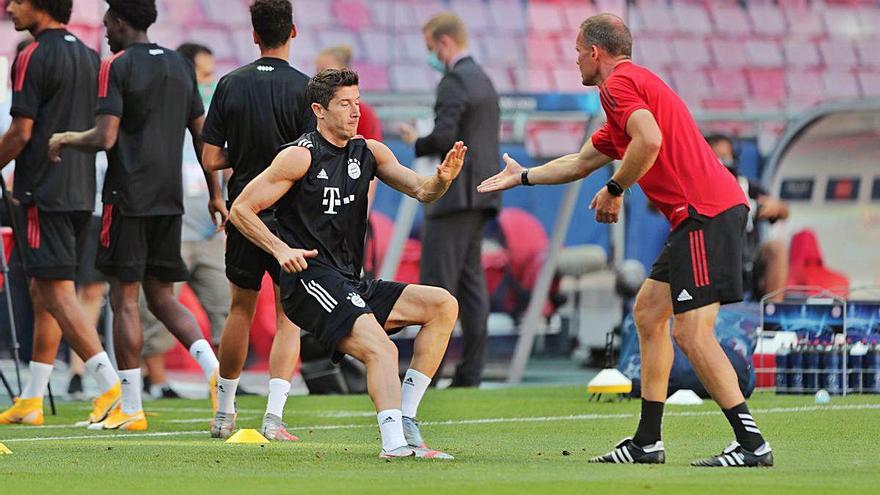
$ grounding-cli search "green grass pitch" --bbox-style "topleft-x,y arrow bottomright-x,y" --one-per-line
1,386 -> 879,494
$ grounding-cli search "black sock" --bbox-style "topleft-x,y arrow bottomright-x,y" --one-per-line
723,402 -> 765,452
632,399 -> 664,447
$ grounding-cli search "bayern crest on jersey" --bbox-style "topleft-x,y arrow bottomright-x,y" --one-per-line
347,292 -> 366,308
348,158 -> 361,179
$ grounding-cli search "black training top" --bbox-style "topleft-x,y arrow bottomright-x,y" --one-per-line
96,42 -> 204,216
10,29 -> 100,212
201,57 -> 315,207
275,131 -> 376,278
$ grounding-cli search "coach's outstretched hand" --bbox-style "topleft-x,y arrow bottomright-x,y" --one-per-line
275,246 -> 319,273
437,141 -> 467,183
477,153 -> 524,193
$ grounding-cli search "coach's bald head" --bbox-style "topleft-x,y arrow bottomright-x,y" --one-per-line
576,13 -> 633,86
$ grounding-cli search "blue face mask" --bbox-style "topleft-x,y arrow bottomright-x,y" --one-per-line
198,81 -> 217,108
427,51 -> 445,73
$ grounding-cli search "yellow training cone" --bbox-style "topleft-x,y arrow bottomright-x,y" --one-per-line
225,429 -> 269,444
0,442 -> 11,454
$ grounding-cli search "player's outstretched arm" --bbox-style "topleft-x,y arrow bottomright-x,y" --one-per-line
229,146 -> 317,273
477,139 -> 613,193
47,115 -> 120,162
0,116 -> 34,170
369,139 -> 467,204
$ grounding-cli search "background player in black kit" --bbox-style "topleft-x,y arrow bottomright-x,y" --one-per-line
201,0 -> 314,441
0,0 -> 121,428
230,69 -> 463,459
48,0 -> 222,431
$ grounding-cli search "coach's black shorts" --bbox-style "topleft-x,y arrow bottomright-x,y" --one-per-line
96,206 -> 189,283
649,205 -> 748,314
75,215 -> 105,285
280,262 -> 408,363
20,207 -> 91,280
225,218 -> 280,291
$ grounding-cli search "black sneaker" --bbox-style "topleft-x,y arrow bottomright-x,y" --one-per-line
158,385 -> 181,399
691,441 -> 774,468
589,437 -> 666,464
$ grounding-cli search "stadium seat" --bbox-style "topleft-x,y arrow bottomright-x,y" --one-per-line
391,33 -> 427,63
527,35 -> 563,64
671,37 -> 713,69
231,28 -> 259,65
351,62 -> 390,92
526,1 -> 566,34
633,4 -> 677,34
389,64 -> 436,92
670,68 -> 712,100
709,5 -> 752,36
822,7 -> 863,38
595,0 -> 626,18
360,30 -> 394,64
525,122 -> 587,159
483,37 -> 524,65
746,68 -> 787,102
317,29 -> 362,57
783,40 -> 822,69
160,0 -> 204,26
488,0 -> 527,33
671,3 -> 713,35
526,67 -> 555,93
857,71 -> 880,96
552,67 -> 587,93
855,38 -> 880,69
708,68 -> 749,98
450,0 -> 491,33
562,1 -> 598,33
818,39 -> 859,68
822,70 -> 862,99
484,64 -> 516,93
787,229 -> 850,297
748,4 -> 788,36
293,0 -> 335,28
70,0 -> 103,25
745,39 -> 785,68
331,0 -> 373,31
784,7 -> 826,38
857,7 -> 880,37
149,25 -> 184,54
708,38 -> 749,69
634,34 -> 676,69
786,70 -> 824,105
201,0 -> 250,28
290,30 -> 320,63
188,28 -> 235,62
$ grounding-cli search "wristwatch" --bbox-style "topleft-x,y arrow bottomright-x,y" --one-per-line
606,179 -> 624,196
521,169 -> 533,186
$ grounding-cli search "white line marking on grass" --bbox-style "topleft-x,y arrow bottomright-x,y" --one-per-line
5,403 -> 879,443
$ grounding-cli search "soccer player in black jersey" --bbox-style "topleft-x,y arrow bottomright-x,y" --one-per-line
0,0 -> 121,428
201,0 -> 314,441
231,69 -> 463,459
48,0 -> 222,431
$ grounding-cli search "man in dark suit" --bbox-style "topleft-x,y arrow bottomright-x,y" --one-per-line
400,13 -> 501,387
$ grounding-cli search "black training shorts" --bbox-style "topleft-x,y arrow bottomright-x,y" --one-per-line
280,261 -> 407,363
225,218 -> 281,291
20,207 -> 91,280
649,205 -> 748,314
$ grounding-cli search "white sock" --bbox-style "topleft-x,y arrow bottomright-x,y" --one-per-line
400,369 -> 431,418
216,376 -> 239,414
189,339 -> 219,381
118,368 -> 143,415
266,378 -> 291,418
84,351 -> 118,394
21,361 -> 53,399
377,409 -> 407,452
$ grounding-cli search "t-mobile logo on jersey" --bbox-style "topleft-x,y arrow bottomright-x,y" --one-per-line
322,187 -> 356,215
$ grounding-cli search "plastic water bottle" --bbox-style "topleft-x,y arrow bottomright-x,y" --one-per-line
815,388 -> 831,404
825,344 -> 842,395
789,341 -> 804,394
775,344 -> 789,395
849,340 -> 867,393
804,341 -> 819,393
866,344 -> 880,394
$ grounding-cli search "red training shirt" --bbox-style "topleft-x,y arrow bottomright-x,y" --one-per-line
591,61 -> 747,229
357,101 -> 383,141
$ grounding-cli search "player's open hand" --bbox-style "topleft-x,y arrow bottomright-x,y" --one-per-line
47,132 -> 68,163
590,187 -> 623,224
477,153 -> 525,193
276,246 -> 319,273
436,141 -> 467,183
209,197 -> 229,231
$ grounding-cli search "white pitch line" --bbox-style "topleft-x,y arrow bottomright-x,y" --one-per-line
4,403 -> 879,443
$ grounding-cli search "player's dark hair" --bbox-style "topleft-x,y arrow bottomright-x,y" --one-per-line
309,68 -> 359,109
177,43 -> 214,66
705,133 -> 734,149
250,0 -> 293,49
105,0 -> 157,31
30,0 -> 72,24
580,13 -> 632,58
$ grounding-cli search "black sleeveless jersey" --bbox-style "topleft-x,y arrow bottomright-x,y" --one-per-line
275,131 -> 376,278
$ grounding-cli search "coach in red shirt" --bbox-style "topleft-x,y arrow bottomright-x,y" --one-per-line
478,14 -> 772,468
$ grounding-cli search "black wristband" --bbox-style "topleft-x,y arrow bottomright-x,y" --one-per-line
521,169 -> 533,186
606,179 -> 624,196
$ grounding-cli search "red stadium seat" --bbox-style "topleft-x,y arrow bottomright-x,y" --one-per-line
187,28 -> 234,62
360,29 -> 394,64
526,67 -> 555,93
526,1 -> 566,34
70,0 -> 103,26
332,0 -> 373,31
317,29 -> 362,57
783,7 -> 826,38
670,68 -> 712,99
484,64 -> 516,93
821,7 -> 863,39
708,68 -> 749,98
786,69 -> 824,107
746,68 -> 787,101
671,3 -> 713,35
562,1 -> 598,33
745,39 -> 784,68
748,4 -> 788,36
351,63 -> 390,92
389,64 -> 436,92
450,0 -> 491,33
822,70 -> 862,99
709,5 -> 752,36
855,38 -> 880,69
392,33 -> 427,63
527,35 -> 563,64
202,0 -> 250,28
708,38 -> 749,69
488,0 -> 526,33
634,34 -> 676,69
857,71 -> 880,96
160,0 -> 204,26
787,229 -> 849,297
633,4 -> 677,34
